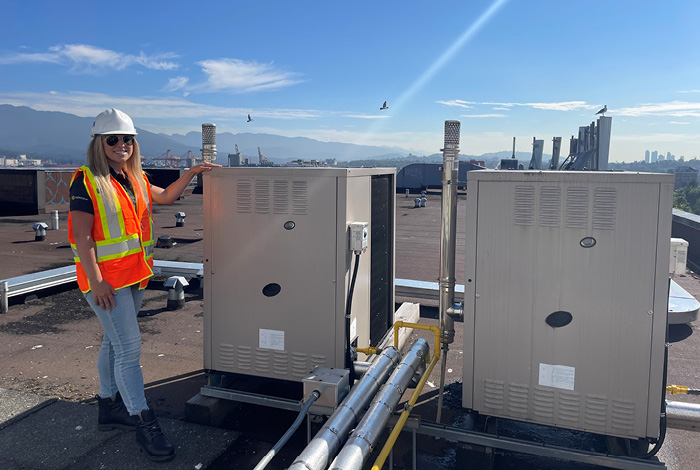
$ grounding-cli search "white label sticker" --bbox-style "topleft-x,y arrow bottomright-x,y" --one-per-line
350,317 -> 357,340
259,329 -> 285,351
539,363 -> 575,391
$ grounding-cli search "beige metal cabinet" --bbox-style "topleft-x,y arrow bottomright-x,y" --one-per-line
462,170 -> 673,440
203,168 -> 395,383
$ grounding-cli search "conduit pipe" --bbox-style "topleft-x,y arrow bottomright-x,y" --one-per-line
372,344 -> 442,470
288,347 -> 402,470
329,339 -> 429,470
437,120 -> 461,424
666,400 -> 700,432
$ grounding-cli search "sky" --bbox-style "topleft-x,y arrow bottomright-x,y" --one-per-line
2,0 -> 699,162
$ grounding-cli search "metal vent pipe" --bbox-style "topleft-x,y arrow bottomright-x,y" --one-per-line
329,339 -> 429,470
436,121 -> 460,423
288,347 -> 402,470
438,120 -> 460,346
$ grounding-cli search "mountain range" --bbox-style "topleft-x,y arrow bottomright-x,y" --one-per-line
0,105 -> 410,164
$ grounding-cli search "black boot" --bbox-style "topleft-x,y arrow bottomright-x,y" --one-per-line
136,408 -> 175,462
97,393 -> 138,431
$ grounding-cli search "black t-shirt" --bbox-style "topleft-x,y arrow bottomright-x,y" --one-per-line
69,168 -> 139,214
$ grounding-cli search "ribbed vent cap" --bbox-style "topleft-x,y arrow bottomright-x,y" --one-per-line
444,120 -> 461,147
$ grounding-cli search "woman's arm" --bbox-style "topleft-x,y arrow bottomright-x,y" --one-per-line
150,162 -> 220,205
71,210 -> 117,311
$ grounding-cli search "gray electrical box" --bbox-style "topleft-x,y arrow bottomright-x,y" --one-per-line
462,170 -> 673,440
203,167 -> 395,382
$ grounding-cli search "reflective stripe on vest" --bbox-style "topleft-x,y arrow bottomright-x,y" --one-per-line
81,167 -> 124,240
71,234 -> 142,262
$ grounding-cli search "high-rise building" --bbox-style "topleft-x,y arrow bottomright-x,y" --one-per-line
680,155 -> 685,161
651,150 -> 658,163
667,152 -> 672,161
645,150 -> 650,163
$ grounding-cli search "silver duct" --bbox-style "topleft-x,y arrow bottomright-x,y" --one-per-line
288,347 -> 402,470
666,400 -> 700,431
437,120 -> 460,423
438,120 -> 460,346
329,339 -> 430,470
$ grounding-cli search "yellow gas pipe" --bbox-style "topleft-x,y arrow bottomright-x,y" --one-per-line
370,321 -> 441,470
355,346 -> 381,356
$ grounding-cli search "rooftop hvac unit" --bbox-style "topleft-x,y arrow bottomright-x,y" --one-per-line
203,168 -> 395,383
462,170 -> 673,440
670,238 -> 688,276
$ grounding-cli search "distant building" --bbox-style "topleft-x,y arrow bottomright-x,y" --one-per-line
680,155 -> 685,161
228,152 -> 243,167
672,166 -> 698,189
645,150 -> 650,163
396,161 -> 485,191
651,150 -> 658,163
667,152 -> 672,161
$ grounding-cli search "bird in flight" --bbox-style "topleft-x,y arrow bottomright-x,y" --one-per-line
595,105 -> 607,116
380,101 -> 388,110
247,114 -> 253,122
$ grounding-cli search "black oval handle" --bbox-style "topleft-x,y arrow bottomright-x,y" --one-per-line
546,311 -> 573,328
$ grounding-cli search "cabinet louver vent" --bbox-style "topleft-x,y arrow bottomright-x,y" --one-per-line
565,187 -> 589,229
513,185 -> 535,226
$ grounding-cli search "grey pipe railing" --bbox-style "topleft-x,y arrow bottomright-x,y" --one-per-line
288,347 -> 402,470
329,339 -> 429,470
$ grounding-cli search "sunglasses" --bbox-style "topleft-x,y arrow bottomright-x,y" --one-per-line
104,135 -> 135,146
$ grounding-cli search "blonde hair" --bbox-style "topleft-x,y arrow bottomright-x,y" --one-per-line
85,137 -> 148,210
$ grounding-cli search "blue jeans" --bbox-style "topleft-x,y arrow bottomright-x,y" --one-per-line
85,284 -> 148,415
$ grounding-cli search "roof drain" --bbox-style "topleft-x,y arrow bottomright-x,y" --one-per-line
329,339 -> 429,470
288,346 -> 401,470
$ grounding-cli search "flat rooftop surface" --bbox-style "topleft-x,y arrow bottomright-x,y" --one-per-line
0,189 -> 699,469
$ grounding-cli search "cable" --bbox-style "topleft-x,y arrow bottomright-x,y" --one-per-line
641,313 -> 670,459
253,390 -> 321,470
345,252 -> 361,385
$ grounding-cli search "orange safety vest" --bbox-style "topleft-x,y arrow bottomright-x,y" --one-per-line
68,165 -> 154,293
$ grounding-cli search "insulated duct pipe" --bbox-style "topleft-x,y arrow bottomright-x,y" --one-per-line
666,400 -> 700,432
329,339 -> 430,470
288,347 -> 402,470
437,120 -> 461,423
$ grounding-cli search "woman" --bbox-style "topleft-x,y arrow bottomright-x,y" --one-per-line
68,108 -> 219,462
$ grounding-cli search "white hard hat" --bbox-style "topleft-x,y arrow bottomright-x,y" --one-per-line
91,109 -> 138,137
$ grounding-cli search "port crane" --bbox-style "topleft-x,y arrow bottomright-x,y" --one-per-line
258,147 -> 272,166
151,149 -> 183,168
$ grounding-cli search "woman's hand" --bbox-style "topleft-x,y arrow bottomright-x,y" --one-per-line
91,279 -> 117,311
190,162 -> 222,174
151,162 -> 222,204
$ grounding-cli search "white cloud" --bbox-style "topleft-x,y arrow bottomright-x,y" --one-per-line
484,101 -> 597,111
460,114 -> 506,118
492,107 -> 509,111
439,99 -> 597,112
197,58 -> 302,93
0,44 -> 178,72
678,90 -> 700,93
164,76 -> 189,91
343,114 -> 391,119
670,121 -> 690,125
613,132 -> 700,144
436,100 -> 475,109
0,91 -> 324,121
615,101 -> 700,117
